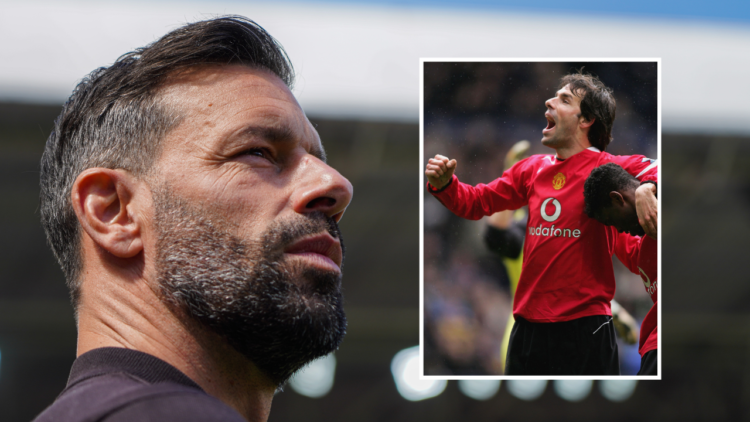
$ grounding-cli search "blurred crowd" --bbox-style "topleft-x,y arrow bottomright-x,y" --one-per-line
423,62 -> 658,375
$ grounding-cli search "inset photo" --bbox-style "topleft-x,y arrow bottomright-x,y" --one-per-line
421,60 -> 659,379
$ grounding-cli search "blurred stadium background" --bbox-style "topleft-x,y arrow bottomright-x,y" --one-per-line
0,0 -> 749,421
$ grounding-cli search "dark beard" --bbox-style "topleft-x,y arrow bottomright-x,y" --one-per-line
153,187 -> 347,386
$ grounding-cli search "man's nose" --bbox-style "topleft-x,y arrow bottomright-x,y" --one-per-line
545,97 -> 554,109
291,155 -> 353,222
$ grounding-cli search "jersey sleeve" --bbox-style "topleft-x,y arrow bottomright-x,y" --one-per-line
613,232 -> 641,275
428,157 -> 534,220
609,154 -> 658,183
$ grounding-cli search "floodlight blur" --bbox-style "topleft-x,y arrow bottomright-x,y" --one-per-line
288,353 -> 336,398
553,379 -> 592,402
506,380 -> 547,401
457,379 -> 501,401
390,346 -> 447,401
599,380 -> 638,402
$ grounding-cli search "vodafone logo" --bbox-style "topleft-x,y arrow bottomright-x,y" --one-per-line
541,198 -> 561,222
531,197 -> 580,239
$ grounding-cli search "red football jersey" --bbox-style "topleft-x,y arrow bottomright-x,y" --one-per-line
615,233 -> 658,356
429,147 -> 658,323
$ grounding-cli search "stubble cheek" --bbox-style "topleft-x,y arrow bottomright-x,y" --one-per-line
189,176 -> 283,239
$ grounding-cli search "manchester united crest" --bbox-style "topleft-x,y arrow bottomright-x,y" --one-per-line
552,173 -> 566,190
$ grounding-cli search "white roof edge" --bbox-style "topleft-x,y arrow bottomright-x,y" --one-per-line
0,1 -> 748,133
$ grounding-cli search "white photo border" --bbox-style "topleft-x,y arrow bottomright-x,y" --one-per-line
419,57 -> 662,381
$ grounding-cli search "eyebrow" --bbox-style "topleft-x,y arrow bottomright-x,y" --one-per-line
242,124 -> 327,162
558,92 -> 574,101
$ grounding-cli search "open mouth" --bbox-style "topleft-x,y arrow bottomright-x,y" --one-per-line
543,113 -> 556,133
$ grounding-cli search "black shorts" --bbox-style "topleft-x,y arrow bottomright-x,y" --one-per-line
505,315 -> 620,375
637,349 -> 658,375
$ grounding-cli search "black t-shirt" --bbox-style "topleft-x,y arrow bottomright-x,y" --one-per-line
33,347 -> 246,422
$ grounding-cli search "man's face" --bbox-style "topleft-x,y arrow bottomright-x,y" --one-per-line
595,198 -> 645,237
542,84 -> 586,148
149,65 -> 353,385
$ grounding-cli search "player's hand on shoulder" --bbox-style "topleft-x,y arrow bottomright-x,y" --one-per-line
425,154 -> 457,190
635,183 -> 657,239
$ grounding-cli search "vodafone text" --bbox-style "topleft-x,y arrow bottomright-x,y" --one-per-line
530,197 -> 581,238
528,224 -> 581,238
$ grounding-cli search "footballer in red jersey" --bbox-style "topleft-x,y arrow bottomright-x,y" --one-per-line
425,72 -> 658,375
584,162 -> 658,376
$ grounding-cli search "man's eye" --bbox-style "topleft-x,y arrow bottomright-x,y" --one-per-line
243,148 -> 269,159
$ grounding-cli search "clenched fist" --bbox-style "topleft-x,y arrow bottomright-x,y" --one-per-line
425,154 -> 457,190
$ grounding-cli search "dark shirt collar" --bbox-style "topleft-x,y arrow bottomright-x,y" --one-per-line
66,347 -> 203,391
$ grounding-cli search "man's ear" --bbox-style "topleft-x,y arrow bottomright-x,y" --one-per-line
71,168 -> 143,258
608,191 -> 626,207
579,115 -> 595,130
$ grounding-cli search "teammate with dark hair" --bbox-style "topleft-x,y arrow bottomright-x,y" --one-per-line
584,163 -> 658,375
426,71 -> 657,375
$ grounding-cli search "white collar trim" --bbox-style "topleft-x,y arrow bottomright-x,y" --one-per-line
554,146 -> 601,161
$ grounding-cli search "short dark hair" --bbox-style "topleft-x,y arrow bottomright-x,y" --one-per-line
40,16 -> 294,309
560,72 -> 616,151
583,163 -> 639,218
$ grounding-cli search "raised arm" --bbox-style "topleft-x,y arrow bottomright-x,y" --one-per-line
426,156 -> 532,220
